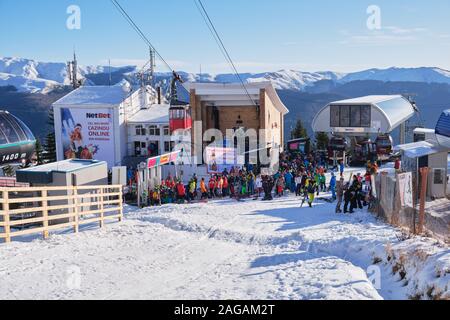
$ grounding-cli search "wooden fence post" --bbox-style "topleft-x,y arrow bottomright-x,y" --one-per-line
119,186 -> 123,222
99,187 -> 104,228
3,190 -> 10,243
73,187 -> 79,233
418,167 -> 429,234
42,190 -> 49,240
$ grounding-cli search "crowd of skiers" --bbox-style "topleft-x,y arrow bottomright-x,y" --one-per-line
143,167 -> 264,206
140,151 -> 379,213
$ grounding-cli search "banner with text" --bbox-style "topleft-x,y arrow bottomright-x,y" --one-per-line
60,108 -> 115,167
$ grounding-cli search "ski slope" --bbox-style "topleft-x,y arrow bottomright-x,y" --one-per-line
0,194 -> 448,300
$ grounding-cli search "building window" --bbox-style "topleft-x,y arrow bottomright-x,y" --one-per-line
330,105 -> 371,128
148,141 -> 159,157
135,125 -> 146,136
164,141 -> 174,152
163,126 -> 170,136
148,125 -> 160,136
134,141 -> 147,156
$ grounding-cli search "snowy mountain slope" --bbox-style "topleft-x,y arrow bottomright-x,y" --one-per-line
0,72 -> 61,94
341,67 -> 450,85
0,57 -> 135,93
2,57 -> 450,93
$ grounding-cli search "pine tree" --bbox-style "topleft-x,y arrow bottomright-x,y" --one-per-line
290,119 -> 308,140
44,108 -> 57,163
315,132 -> 329,151
35,139 -> 44,165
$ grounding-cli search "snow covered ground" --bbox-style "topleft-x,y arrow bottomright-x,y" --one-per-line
0,193 -> 448,300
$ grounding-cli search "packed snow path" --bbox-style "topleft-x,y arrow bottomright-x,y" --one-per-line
0,194 -> 437,300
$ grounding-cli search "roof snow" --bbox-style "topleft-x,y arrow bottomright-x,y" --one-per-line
394,140 -> 449,158
331,95 -> 404,105
127,104 -> 170,124
53,86 -> 131,106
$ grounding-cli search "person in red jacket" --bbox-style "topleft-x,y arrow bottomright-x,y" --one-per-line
394,158 -> 401,171
176,181 -> 186,204
208,177 -> 216,199
222,175 -> 229,197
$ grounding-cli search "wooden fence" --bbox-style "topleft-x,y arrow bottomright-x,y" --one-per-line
0,185 -> 123,243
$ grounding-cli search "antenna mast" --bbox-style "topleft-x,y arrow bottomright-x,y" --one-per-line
67,51 -> 80,89
149,47 -> 156,87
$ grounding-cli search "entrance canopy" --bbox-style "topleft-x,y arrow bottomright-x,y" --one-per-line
394,140 -> 448,158
312,95 -> 416,135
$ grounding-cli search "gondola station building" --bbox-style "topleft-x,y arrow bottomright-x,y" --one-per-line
52,81 -> 288,171
184,82 -> 289,165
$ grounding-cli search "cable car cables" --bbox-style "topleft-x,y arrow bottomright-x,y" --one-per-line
193,0 -> 258,108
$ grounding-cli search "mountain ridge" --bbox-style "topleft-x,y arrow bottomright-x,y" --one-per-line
2,56 -> 450,94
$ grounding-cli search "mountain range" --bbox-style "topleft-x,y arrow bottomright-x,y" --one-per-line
2,57 -> 450,93
1,57 -> 450,144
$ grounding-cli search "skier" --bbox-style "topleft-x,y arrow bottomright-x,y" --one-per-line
176,181 -> 186,204
187,179 -> 196,203
208,176 -> 215,199
262,176 -> 274,201
319,172 -> 327,193
295,173 -> 302,197
307,177 -> 317,208
200,178 -> 208,200
339,160 -> 345,177
343,182 -> 353,214
329,172 -> 337,201
335,176 -> 345,213
255,175 -> 263,199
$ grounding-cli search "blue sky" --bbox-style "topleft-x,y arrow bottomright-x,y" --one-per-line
0,0 -> 449,73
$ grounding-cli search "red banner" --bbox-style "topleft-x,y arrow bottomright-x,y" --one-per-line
147,151 -> 181,169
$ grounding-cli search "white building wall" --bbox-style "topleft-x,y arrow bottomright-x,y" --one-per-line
128,124 -> 172,157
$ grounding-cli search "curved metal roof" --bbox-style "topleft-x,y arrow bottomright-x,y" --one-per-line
435,109 -> 450,148
0,110 -> 35,146
312,95 -> 416,134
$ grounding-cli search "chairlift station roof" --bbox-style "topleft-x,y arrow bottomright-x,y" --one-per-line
312,95 -> 416,135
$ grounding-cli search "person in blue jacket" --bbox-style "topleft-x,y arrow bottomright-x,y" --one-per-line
329,172 -> 337,201
339,160 -> 345,177
284,171 -> 293,193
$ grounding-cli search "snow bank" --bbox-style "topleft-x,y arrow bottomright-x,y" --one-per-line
384,238 -> 449,300
0,194 -> 447,300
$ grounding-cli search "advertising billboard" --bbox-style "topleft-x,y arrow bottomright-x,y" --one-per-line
205,146 -> 237,174
60,108 -> 115,167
